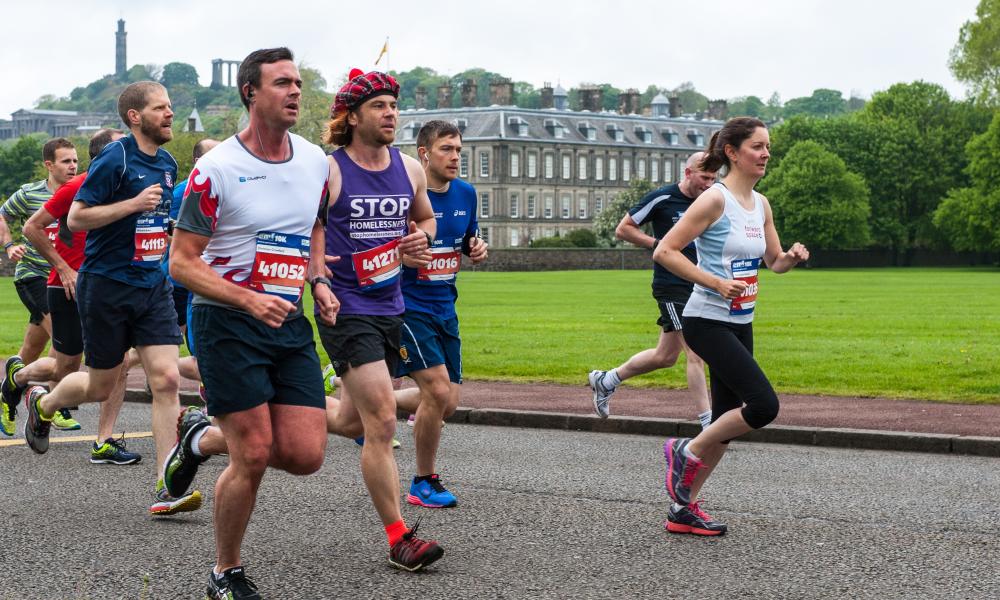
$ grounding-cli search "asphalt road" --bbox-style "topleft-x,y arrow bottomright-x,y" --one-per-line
3,402 -> 999,600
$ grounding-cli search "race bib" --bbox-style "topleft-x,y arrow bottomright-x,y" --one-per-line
417,247 -> 462,283
352,238 -> 401,291
132,215 -> 168,263
44,223 -> 59,246
249,231 -> 310,303
730,258 -> 760,316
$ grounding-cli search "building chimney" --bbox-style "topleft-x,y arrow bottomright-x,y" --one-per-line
540,83 -> 554,109
618,88 -> 641,114
437,84 -> 453,108
580,85 -> 603,112
460,79 -> 478,107
707,99 -> 728,120
489,77 -> 514,106
414,86 -> 427,110
668,96 -> 682,118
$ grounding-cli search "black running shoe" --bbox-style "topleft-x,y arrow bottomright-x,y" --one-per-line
163,406 -> 211,497
388,520 -> 444,572
23,386 -> 51,454
665,501 -> 727,536
206,566 -> 261,600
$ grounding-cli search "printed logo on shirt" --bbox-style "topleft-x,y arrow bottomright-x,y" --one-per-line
164,172 -> 173,187
347,194 -> 410,240
238,175 -> 267,183
745,225 -> 763,239
453,210 -> 467,217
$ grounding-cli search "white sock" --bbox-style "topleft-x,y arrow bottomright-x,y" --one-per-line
698,410 -> 712,430
190,428 -> 207,457
604,369 -> 622,388
683,444 -> 701,462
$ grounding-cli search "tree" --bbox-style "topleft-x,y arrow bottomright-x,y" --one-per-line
0,135 -> 46,199
949,0 -> 1000,104
728,95 -> 767,118
782,89 -> 848,118
592,179 -> 654,245
758,141 -> 871,249
672,82 -> 708,114
161,62 -> 200,88
292,64 -> 334,145
564,228 -> 598,247
933,110 -> 1000,252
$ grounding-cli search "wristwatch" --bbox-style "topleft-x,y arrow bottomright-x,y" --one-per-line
310,276 -> 332,290
423,230 -> 433,248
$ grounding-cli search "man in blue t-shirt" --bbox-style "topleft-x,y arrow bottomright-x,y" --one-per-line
22,81 -> 199,517
393,120 -> 487,508
588,153 -> 717,427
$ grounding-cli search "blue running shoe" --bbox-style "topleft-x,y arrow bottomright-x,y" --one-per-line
407,474 -> 458,508
664,437 -> 705,506
91,435 -> 142,465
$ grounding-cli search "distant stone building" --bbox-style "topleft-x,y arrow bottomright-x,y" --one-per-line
0,109 -> 118,140
394,82 -> 723,248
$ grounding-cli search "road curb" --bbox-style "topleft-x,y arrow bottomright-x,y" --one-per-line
127,390 -> 1000,457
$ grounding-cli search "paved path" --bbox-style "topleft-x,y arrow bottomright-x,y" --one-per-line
4,402 -> 999,599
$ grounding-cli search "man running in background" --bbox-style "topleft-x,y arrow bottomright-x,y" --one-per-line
588,153 -> 716,428
5,128 -> 141,464
0,138 -> 81,435
393,120 -> 488,509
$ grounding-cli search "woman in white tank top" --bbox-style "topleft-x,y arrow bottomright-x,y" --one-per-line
650,118 -> 810,536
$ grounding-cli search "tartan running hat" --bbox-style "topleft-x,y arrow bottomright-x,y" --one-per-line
332,68 -> 400,116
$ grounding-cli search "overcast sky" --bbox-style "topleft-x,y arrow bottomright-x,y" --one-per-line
1,0 -> 981,118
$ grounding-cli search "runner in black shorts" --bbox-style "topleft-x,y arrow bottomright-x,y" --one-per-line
166,48 -> 335,599
589,153 -> 718,427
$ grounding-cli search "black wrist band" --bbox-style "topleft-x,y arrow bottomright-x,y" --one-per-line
310,276 -> 331,289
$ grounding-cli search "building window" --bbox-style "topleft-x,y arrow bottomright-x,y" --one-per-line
561,154 -> 571,180
480,152 -> 490,178
527,194 -> 537,218
510,229 -> 520,247
609,157 -> 618,181
509,193 -> 519,218
623,158 -> 632,182
664,159 -> 673,182
480,227 -> 490,243
578,155 -> 587,180
561,195 -> 571,219
544,195 -> 553,219
402,128 -> 414,141
637,158 -> 646,180
595,195 -> 604,214
527,153 -> 538,178
460,153 -> 469,178
614,130 -> 624,142
577,196 -> 587,219
595,157 -> 604,181
544,154 -> 554,179
587,128 -> 596,141
510,152 -> 520,178
651,158 -> 659,182
480,193 -> 490,218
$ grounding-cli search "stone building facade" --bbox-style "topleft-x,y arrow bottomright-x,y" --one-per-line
394,82 -> 723,248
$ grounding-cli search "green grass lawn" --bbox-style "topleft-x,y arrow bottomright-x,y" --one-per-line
2,268 -> 998,403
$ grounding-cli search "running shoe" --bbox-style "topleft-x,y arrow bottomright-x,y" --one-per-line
52,408 -> 81,431
588,369 -> 616,418
150,481 -> 203,516
664,437 -> 705,506
406,414 -> 415,426
407,474 -> 458,508
207,566 -> 261,600
354,436 -> 401,449
91,435 -> 142,465
0,398 -> 15,437
665,501 -> 727,536
163,406 -> 211,497
388,520 -> 444,572
23,386 -> 51,454
322,363 -> 336,395
2,355 -> 26,409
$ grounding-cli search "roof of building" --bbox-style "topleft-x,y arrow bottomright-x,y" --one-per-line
12,109 -> 80,117
397,106 -> 719,150
651,93 -> 669,105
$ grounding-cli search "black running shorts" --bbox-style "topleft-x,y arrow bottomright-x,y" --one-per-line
317,314 -> 403,378
653,284 -> 693,333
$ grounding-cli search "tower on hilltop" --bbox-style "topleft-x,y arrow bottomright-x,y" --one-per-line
115,19 -> 127,79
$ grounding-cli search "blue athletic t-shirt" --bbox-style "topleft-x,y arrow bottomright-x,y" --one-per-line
160,178 -> 188,286
400,178 -> 479,320
76,134 -> 177,288
627,182 -> 697,288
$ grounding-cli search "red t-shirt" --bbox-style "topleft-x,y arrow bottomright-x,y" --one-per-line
43,172 -> 88,288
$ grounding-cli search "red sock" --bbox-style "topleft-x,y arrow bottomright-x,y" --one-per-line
385,519 -> 407,547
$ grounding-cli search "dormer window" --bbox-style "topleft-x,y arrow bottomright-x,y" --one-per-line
634,125 -> 653,144
507,116 -> 530,137
605,123 -> 624,142
402,121 -> 421,141
687,128 -> 705,146
544,118 -> 568,139
453,118 -> 468,134
662,128 -> 679,145
577,121 -> 597,141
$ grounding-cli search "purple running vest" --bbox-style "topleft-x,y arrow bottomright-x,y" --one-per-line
324,147 -> 413,315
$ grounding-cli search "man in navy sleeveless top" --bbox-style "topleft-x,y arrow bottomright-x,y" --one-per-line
318,69 -> 445,572
393,120 -> 487,509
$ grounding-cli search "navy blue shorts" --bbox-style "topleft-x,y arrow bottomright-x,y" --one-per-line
77,273 -> 182,369
171,283 -> 190,327
191,305 -> 325,417
395,311 -> 462,384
